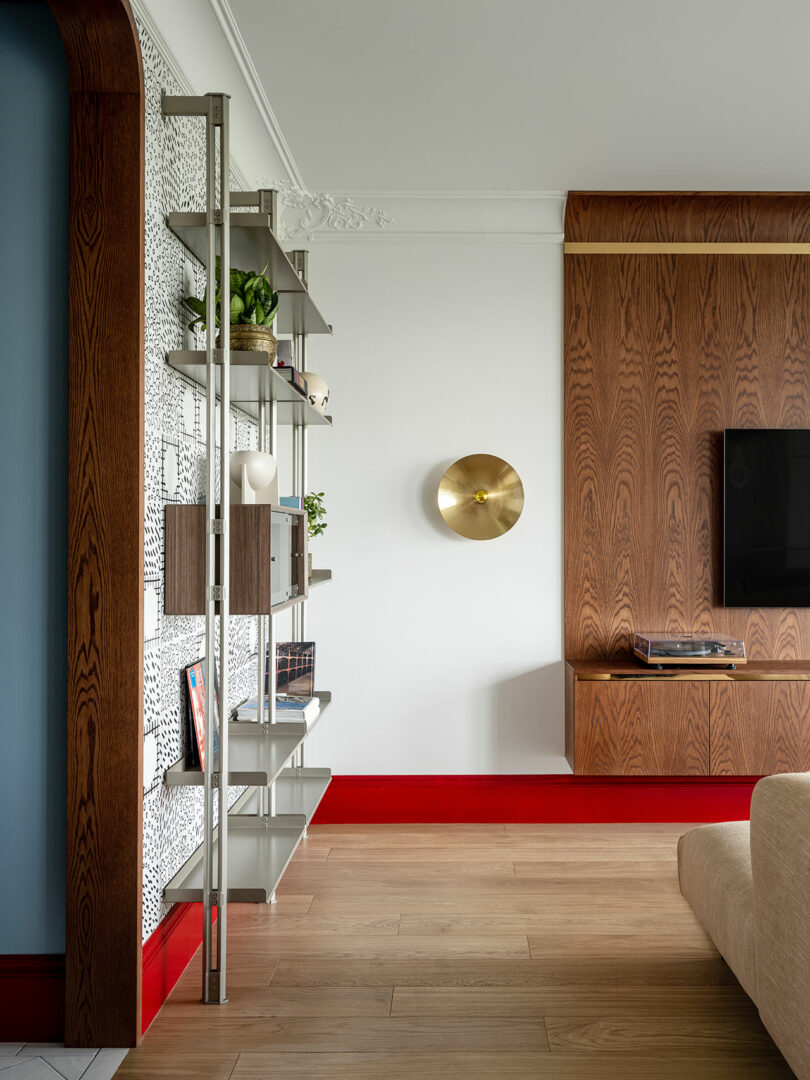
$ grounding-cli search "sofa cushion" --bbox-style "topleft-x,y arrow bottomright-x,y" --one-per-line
678,821 -> 756,1001
750,772 -> 810,1080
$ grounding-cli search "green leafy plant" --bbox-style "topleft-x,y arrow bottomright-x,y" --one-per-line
304,491 -> 327,539
184,258 -> 279,330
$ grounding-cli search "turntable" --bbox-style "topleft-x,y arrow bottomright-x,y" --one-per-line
633,632 -> 746,669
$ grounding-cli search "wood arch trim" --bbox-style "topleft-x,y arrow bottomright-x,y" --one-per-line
47,0 -> 144,1048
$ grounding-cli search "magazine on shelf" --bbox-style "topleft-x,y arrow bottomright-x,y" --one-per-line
185,658 -> 220,771
236,694 -> 320,724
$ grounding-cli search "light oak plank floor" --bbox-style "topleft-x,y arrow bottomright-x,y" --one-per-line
116,824 -> 793,1079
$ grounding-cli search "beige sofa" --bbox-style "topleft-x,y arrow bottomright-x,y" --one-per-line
679,772 -> 810,1080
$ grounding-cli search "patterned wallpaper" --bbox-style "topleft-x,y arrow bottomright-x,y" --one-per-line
138,18 -> 259,941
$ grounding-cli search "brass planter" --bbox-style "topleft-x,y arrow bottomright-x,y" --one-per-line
218,324 -> 277,360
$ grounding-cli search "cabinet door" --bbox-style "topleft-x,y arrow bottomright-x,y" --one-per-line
574,680 -> 709,775
710,681 -> 810,775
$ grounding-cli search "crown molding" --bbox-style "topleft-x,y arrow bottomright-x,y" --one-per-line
258,179 -> 394,242
325,190 -> 568,202
308,230 -> 565,245
256,182 -> 565,243
131,0 -> 250,190
275,189 -> 566,243
208,0 -> 306,189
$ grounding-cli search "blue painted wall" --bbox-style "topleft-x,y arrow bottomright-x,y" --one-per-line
0,2 -> 69,954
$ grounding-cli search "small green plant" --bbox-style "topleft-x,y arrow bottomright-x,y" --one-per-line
184,258 -> 279,330
304,491 -> 327,539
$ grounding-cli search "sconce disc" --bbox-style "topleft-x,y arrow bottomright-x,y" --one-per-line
437,454 -> 524,540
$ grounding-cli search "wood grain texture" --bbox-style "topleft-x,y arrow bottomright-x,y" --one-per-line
226,1053 -> 792,1080
567,659 -> 810,678
269,956 -> 739,988
564,193 -> 810,663
564,661 -> 575,767
565,192 -> 810,244
165,504 -> 306,615
47,0 -> 145,1050
389,985 -> 759,1018
710,681 -> 810,774
544,1016 -> 778,1054
572,681 -> 709,775
119,824 -> 789,1079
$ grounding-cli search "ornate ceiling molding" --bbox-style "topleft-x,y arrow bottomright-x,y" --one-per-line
261,179 -> 395,242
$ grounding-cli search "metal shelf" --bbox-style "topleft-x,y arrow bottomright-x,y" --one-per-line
277,768 -> 332,821
165,721 -> 306,787
167,212 -> 331,335
239,769 -> 332,823
309,569 -> 332,588
164,692 -> 331,787
164,805 -> 306,903
165,351 -> 332,426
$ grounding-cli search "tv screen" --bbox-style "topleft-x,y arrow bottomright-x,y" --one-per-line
724,428 -> 810,607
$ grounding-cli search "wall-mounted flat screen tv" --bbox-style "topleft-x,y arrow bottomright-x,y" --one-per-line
724,428 -> 810,607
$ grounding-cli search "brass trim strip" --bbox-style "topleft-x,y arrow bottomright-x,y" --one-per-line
564,242 -> 810,255
576,671 -> 810,682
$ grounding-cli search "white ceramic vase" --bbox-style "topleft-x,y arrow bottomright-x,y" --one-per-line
302,371 -> 330,415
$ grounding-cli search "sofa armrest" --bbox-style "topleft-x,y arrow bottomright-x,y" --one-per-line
750,771 -> 810,1080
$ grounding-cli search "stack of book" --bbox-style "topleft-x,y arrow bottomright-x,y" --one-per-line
235,694 -> 320,724
273,362 -> 308,397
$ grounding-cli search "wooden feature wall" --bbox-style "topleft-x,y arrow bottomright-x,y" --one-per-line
565,192 -> 810,660
48,0 -> 144,1048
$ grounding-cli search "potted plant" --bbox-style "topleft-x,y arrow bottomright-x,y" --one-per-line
303,491 -> 327,581
184,259 -> 280,357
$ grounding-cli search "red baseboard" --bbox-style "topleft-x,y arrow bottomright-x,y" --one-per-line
0,955 -> 65,1041
312,775 -> 761,824
142,902 -> 214,1035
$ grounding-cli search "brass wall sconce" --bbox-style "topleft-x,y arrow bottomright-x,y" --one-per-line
437,454 -> 524,540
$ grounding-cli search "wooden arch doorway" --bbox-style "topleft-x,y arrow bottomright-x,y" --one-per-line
47,0 -> 144,1048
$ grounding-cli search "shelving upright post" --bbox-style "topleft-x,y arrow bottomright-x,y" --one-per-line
162,91 -> 232,1004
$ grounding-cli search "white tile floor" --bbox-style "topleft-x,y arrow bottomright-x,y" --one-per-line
0,1046 -> 127,1080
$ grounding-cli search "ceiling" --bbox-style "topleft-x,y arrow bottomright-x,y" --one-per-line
228,0 -> 810,193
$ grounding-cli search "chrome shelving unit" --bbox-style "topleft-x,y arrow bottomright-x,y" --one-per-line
161,92 -> 333,1007
164,351 -> 333,425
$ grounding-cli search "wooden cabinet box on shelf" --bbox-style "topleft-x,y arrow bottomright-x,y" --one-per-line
164,504 -> 308,615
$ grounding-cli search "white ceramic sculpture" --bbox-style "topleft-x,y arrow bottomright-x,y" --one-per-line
229,450 -> 278,505
302,371 -> 330,415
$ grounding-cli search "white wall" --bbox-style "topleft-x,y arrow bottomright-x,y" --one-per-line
133,3 -> 569,776
302,231 -> 566,774
132,0 -> 297,189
